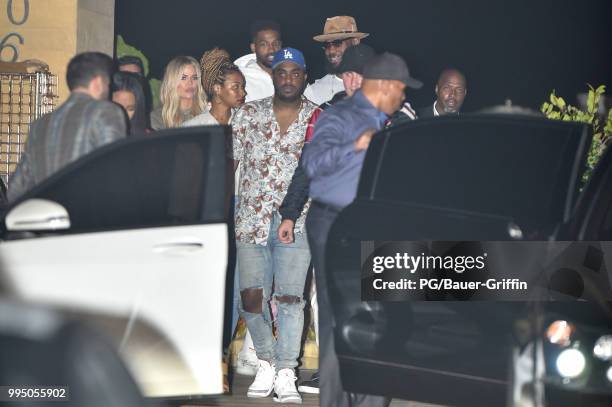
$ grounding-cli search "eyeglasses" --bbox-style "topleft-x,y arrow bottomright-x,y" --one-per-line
322,39 -> 348,50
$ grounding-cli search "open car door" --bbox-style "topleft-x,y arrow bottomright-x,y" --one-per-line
0,126 -> 229,397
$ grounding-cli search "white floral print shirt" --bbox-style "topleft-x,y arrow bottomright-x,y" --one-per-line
232,96 -> 316,245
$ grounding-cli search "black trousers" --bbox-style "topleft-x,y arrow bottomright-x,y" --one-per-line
306,203 -> 390,407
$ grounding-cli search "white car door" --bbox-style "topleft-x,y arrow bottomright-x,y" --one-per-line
0,127 -> 230,397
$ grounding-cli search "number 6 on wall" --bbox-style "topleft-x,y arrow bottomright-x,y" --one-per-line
0,32 -> 24,62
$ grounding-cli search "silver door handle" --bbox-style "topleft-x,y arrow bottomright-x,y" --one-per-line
153,242 -> 204,254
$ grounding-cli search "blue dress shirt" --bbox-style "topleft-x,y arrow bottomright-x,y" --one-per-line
301,90 -> 388,209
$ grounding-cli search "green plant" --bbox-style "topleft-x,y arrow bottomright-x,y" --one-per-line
541,84 -> 612,184
115,35 -> 161,110
149,78 -> 161,111
116,35 -> 150,77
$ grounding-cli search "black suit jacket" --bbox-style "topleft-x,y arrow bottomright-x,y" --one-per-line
417,104 -> 436,118
417,103 -> 462,118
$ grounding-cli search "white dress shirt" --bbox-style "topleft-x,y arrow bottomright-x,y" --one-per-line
304,74 -> 345,105
234,53 -> 274,103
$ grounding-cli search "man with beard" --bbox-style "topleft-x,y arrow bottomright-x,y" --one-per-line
9,52 -> 126,200
277,44 -> 375,395
234,20 -> 282,102
232,20 -> 283,377
304,16 -> 369,105
418,68 -> 467,117
231,47 -> 317,403
278,44 -> 377,236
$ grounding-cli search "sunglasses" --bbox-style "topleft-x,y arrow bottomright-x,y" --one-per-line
322,39 -> 349,50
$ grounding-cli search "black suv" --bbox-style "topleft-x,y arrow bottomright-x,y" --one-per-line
325,114 -> 612,406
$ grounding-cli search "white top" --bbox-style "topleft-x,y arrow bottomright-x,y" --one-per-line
234,53 -> 274,103
182,110 -> 219,127
304,74 -> 345,105
182,110 -> 242,195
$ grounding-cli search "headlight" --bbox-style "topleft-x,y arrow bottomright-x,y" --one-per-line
556,348 -> 586,378
607,366 -> 612,383
546,320 -> 574,347
593,335 -> 612,361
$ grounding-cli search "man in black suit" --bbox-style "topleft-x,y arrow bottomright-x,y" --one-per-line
418,68 -> 467,117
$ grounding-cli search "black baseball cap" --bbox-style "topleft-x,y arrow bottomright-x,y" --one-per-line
337,44 -> 376,74
363,52 -> 423,89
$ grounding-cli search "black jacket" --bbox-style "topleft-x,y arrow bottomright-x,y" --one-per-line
279,156 -> 311,222
417,103 -> 462,118
279,92 -> 346,221
417,104 -> 436,118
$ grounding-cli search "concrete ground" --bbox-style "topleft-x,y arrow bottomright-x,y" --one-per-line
178,370 -> 445,407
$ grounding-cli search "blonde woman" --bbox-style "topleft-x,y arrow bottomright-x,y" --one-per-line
150,56 -> 207,130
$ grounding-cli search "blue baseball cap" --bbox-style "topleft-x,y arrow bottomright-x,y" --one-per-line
271,47 -> 306,71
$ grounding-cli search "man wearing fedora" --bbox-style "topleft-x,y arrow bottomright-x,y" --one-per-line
304,16 -> 369,105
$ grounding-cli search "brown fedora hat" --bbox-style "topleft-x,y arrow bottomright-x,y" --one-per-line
313,16 -> 370,42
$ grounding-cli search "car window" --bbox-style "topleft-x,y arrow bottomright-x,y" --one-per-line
10,127 -> 227,234
597,204 -> 612,239
363,115 -> 589,232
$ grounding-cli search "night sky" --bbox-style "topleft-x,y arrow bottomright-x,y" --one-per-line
115,0 -> 611,112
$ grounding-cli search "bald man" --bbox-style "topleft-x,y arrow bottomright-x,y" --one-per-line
419,68 -> 467,117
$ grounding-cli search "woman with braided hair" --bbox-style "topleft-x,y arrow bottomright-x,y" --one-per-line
184,48 -> 251,379
183,48 -> 246,127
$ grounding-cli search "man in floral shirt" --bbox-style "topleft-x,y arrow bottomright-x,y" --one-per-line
231,47 -> 316,403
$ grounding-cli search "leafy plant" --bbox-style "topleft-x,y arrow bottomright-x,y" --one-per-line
116,35 -> 150,77
541,84 -> 612,184
149,78 -> 161,112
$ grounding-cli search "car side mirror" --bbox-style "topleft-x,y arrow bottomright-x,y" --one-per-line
5,199 -> 71,231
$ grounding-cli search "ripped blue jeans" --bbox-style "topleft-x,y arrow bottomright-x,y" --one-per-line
237,213 -> 311,370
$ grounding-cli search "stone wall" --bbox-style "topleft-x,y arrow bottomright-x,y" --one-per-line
1,0 -> 115,103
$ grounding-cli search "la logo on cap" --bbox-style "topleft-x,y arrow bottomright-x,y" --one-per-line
272,47 -> 306,70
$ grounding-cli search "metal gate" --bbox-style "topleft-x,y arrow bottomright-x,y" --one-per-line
0,71 -> 57,185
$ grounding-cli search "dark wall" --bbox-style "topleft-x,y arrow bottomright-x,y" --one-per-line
115,0 -> 611,112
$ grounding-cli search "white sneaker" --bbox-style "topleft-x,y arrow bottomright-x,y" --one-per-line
235,352 -> 258,376
273,368 -> 302,404
247,360 -> 275,398
236,332 -> 258,376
